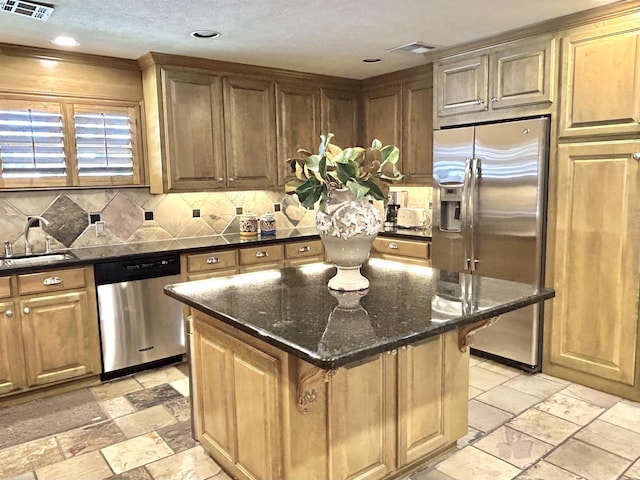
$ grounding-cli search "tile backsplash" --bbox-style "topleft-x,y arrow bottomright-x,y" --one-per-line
0,186 -> 432,254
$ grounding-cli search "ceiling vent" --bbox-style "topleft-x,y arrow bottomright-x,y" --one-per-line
389,42 -> 436,54
0,0 -> 54,21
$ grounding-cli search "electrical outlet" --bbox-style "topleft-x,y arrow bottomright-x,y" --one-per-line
96,221 -> 106,236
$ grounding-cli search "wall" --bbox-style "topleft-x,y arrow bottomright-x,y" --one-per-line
0,186 -> 432,254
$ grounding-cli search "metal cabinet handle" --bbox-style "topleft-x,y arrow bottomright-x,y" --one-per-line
388,242 -> 398,250
298,246 -> 310,252
43,276 -> 63,286
23,307 -> 30,314
632,152 -> 640,161
5,309 -> 12,317
255,251 -> 268,258
476,99 -> 484,105
217,177 -> 224,182
206,257 -> 220,264
490,97 -> 498,103
229,177 -> 235,182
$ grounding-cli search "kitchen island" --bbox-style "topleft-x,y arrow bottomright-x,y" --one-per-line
165,259 -> 554,480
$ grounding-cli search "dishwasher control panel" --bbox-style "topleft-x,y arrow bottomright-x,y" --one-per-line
94,254 -> 181,285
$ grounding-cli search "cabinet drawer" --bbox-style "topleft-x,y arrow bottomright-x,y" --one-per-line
372,238 -> 429,259
187,250 -> 237,273
17,267 -> 86,296
0,277 -> 11,299
239,245 -> 284,266
285,240 -> 324,260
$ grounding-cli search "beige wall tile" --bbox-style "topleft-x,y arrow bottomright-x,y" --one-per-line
35,451 -> 112,480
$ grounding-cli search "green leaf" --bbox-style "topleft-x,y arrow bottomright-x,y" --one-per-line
319,189 -> 329,213
335,161 -> 354,185
346,180 -> 370,199
304,154 -> 321,172
295,176 -> 324,208
371,138 -> 382,150
360,179 -> 385,201
380,145 -> 399,164
318,155 -> 327,181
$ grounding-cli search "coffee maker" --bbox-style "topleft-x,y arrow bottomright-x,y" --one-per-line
385,191 -> 408,228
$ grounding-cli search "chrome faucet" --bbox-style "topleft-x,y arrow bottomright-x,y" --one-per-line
24,216 -> 50,256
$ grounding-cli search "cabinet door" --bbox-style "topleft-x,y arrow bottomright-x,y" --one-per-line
547,141 -> 640,393
20,290 -> 101,387
403,77 -> 433,184
362,84 -> 402,175
223,77 -> 277,189
434,53 -> 489,117
328,354 -> 396,480
276,83 -> 321,186
489,35 -> 555,110
162,69 -> 225,191
559,23 -> 640,138
0,300 -> 25,395
397,331 -> 467,466
193,316 -> 282,480
320,88 -> 359,149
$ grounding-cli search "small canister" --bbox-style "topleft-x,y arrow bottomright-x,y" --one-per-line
260,212 -> 276,236
239,212 -> 259,236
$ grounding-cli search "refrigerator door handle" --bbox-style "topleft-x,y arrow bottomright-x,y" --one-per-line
468,157 -> 481,272
462,158 -> 473,271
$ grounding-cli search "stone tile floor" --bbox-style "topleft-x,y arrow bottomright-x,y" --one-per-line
0,357 -> 639,480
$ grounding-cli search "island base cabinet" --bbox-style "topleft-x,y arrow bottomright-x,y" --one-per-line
191,312 -> 469,480
0,300 -> 25,395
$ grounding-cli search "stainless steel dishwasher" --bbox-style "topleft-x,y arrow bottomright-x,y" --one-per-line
94,254 -> 185,380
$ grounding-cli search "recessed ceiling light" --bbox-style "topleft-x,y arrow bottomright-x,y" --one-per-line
362,58 -> 381,63
51,35 -> 79,47
191,30 -> 221,39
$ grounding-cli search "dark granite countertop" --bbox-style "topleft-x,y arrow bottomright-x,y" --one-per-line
0,227 -> 432,275
165,259 -> 554,370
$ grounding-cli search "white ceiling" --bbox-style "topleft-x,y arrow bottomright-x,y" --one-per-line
0,0 -> 624,79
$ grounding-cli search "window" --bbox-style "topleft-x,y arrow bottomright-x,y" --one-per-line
0,97 -> 143,188
0,102 -> 67,187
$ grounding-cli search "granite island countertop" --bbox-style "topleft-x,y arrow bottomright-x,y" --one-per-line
165,259 -> 554,369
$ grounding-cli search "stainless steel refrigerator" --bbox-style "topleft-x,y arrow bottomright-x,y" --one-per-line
432,117 -> 549,371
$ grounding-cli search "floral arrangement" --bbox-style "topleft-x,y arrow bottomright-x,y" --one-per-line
285,133 -> 402,212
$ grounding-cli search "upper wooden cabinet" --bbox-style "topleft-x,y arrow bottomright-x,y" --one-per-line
559,19 -> 640,138
160,69 -> 225,191
361,66 -> 433,184
320,88 -> 359,150
434,35 -> 556,126
223,76 -> 277,190
276,83 -> 321,186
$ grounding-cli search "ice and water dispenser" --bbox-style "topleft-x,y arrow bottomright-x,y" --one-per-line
439,185 -> 462,232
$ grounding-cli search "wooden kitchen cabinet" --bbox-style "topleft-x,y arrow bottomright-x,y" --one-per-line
320,87 -> 360,149
0,266 -> 101,398
362,83 -> 403,160
559,18 -> 640,138
403,76 -> 433,184
544,139 -> 640,400
371,237 -> 431,266
434,34 -> 555,125
0,275 -> 25,396
284,239 -> 324,267
183,249 -> 239,281
238,244 -> 284,273
223,76 -> 278,190
159,68 -> 225,191
190,311 -> 468,480
276,82 -> 321,186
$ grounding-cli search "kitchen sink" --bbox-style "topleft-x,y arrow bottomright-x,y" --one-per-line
0,252 -> 76,268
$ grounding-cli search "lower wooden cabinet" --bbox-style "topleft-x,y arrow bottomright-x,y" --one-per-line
544,139 -> 640,400
0,266 -> 101,398
284,239 -> 324,267
371,237 -> 431,266
191,312 -> 468,480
